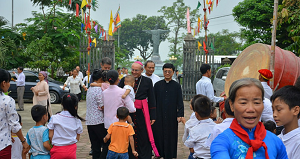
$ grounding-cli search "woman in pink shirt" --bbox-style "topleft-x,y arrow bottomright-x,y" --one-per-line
102,70 -> 136,129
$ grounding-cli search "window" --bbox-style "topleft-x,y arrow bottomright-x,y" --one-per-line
24,72 -> 38,82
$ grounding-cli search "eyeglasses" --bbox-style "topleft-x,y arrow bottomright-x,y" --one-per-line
163,70 -> 173,74
132,69 -> 142,72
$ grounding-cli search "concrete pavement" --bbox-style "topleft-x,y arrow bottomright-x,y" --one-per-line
18,100 -> 192,159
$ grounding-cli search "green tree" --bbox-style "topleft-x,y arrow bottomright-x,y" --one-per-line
278,0 -> 300,54
198,29 -> 243,55
159,0 -> 201,69
117,14 -> 169,60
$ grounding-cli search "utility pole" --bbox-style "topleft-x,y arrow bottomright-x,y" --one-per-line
270,0 -> 279,90
12,0 -> 14,28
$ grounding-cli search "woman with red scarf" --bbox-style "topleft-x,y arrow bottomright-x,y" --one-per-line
210,78 -> 288,159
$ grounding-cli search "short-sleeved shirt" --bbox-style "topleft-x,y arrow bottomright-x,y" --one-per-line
86,86 -> 104,125
11,136 -> 22,159
107,122 -> 135,153
64,76 -> 85,94
124,85 -> 135,102
278,128 -> 300,159
26,125 -> 50,158
47,111 -> 83,146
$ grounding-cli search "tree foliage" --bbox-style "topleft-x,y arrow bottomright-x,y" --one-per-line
159,0 -> 201,69
278,0 -> 300,54
198,29 -> 243,55
117,14 -> 169,60
233,0 -> 292,50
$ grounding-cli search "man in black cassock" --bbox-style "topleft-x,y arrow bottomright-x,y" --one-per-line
152,63 -> 184,159
118,61 -> 156,159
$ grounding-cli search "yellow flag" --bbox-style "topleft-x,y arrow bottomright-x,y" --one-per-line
198,41 -> 202,51
81,9 -> 84,22
92,38 -> 97,47
206,0 -> 209,5
211,0 -> 214,11
22,32 -> 26,40
81,0 -> 87,9
108,10 -> 114,36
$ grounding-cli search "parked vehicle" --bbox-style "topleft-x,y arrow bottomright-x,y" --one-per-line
8,70 -> 70,104
213,67 -> 230,96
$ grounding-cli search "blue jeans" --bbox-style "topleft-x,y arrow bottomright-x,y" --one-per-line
188,152 -> 195,159
106,150 -> 128,159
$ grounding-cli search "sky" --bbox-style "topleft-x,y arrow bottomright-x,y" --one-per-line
0,0 -> 244,61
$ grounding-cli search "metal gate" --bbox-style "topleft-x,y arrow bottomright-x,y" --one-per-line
182,33 -> 217,100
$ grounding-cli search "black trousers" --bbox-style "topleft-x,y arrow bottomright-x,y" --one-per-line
87,124 -> 109,159
78,85 -> 82,101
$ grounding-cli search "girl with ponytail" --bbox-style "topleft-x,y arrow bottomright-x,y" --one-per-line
47,93 -> 84,159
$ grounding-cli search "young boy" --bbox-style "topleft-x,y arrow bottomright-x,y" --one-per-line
11,114 -> 26,159
184,95 -> 216,159
206,99 -> 234,146
271,85 -> 300,159
26,105 -> 52,159
122,75 -> 135,101
103,107 -> 138,158
264,120 -> 277,134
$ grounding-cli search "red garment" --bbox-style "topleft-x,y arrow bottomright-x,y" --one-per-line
0,145 -> 11,159
230,118 -> 269,159
50,143 -> 77,159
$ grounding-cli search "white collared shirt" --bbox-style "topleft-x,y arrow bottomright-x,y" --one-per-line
278,127 -> 300,159
82,75 -> 91,88
47,111 -> 83,146
0,93 -> 22,151
260,98 -> 275,122
196,76 -> 224,103
15,72 -> 25,86
64,76 -> 85,94
77,71 -> 83,80
205,118 -> 234,147
182,117 -> 198,143
261,82 -> 272,99
184,118 -> 216,158
142,73 -> 160,86
190,112 -> 196,120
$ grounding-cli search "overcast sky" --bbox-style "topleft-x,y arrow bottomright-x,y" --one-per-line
0,0 -> 244,61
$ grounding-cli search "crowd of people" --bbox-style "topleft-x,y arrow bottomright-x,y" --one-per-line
1,57 -> 300,159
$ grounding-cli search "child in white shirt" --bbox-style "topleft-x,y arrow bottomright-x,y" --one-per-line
122,75 -> 135,102
48,93 -> 84,159
11,114 -> 26,159
271,86 -> 300,159
184,95 -> 216,159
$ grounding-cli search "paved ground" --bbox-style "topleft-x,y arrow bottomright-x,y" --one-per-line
18,100 -> 192,159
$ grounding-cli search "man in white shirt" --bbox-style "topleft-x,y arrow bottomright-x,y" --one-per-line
196,64 -> 225,103
76,66 -> 83,80
142,60 -> 160,86
13,67 -> 26,111
82,70 -> 91,88
258,69 -> 273,99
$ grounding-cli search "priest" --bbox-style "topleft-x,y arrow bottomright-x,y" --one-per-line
152,63 -> 184,159
118,61 -> 157,159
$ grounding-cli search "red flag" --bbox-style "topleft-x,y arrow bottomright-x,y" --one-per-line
104,31 -> 107,40
208,6 -> 211,14
203,41 -> 208,54
69,0 -> 72,7
89,37 -> 92,43
216,0 -> 219,6
85,13 -> 86,24
76,4 -> 79,17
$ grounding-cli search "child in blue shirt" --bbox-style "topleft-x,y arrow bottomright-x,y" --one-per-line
26,105 -> 51,159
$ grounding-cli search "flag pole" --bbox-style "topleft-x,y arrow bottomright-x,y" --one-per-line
270,0 -> 278,90
203,0 -> 208,64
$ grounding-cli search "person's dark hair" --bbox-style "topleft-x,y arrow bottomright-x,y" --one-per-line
295,76 -> 300,89
0,69 -> 11,94
107,70 -> 119,84
72,68 -> 78,73
270,85 -> 300,118
191,94 -> 205,111
61,93 -> 85,121
264,120 -> 276,133
229,78 -> 264,104
194,96 -> 211,118
92,69 -> 102,81
117,67 -> 121,70
101,70 -> 108,82
18,113 -> 22,124
162,63 -> 175,71
31,105 -> 47,122
200,64 -> 211,74
18,67 -> 23,71
224,99 -> 234,116
122,67 -> 126,69
101,57 -> 112,65
144,60 -> 155,67
117,107 -> 129,120
175,70 -> 179,72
